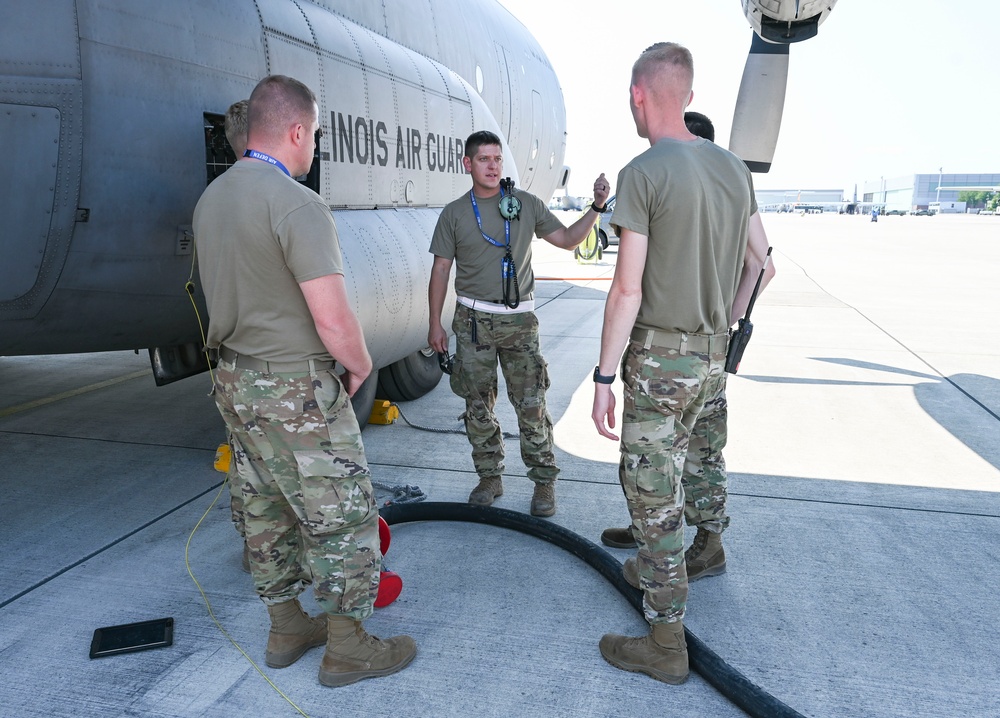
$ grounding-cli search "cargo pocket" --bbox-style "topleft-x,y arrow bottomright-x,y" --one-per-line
621,416 -> 682,503
511,353 -> 549,413
449,356 -> 465,396
292,449 -> 376,535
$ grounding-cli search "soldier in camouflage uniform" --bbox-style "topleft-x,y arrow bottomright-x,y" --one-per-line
194,75 -> 415,687
222,98 -> 250,572
600,110 -> 724,554
591,43 -> 774,685
428,130 -> 610,517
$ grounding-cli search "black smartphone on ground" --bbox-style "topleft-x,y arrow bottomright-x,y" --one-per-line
89,617 -> 174,658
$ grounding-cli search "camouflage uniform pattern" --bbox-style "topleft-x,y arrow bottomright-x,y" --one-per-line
226,435 -> 245,538
449,303 -> 558,485
214,361 -> 380,620
619,338 -> 729,624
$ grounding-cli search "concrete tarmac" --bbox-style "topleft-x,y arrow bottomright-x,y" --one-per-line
1,212 -> 998,717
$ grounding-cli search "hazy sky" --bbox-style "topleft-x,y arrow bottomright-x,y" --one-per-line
496,0 -> 1000,198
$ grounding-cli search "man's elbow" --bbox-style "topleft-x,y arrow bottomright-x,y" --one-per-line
610,283 -> 642,307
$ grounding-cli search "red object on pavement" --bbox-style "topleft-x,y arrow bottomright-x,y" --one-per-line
375,515 -> 401,607
375,570 -> 403,608
378,515 -> 391,555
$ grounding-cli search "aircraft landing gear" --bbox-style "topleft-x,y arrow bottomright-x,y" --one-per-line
376,347 -> 443,402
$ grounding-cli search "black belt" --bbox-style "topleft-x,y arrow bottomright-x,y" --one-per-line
217,345 -> 335,373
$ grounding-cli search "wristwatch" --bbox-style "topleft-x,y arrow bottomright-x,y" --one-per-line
591,201 -> 608,214
593,366 -> 615,384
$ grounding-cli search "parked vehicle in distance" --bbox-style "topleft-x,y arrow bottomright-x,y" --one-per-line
885,209 -> 907,216
912,209 -> 936,216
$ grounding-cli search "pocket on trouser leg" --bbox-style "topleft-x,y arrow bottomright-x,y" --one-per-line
293,450 -> 377,535
449,357 -> 465,395
621,416 -> 683,505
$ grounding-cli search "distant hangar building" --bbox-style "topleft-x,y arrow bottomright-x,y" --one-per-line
755,188 -> 845,212
863,173 -> 1000,213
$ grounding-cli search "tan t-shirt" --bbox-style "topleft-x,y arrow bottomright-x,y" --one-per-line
193,161 -> 344,362
611,138 -> 757,335
430,189 -> 564,302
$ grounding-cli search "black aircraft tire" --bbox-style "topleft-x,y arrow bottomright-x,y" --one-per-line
598,228 -> 609,250
379,501 -> 806,718
376,348 -> 443,403
350,370 -> 379,430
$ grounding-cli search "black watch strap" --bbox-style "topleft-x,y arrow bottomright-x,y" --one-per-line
591,201 -> 608,214
593,366 -> 615,384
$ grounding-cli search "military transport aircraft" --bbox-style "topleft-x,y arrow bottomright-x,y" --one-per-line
0,0 -> 837,419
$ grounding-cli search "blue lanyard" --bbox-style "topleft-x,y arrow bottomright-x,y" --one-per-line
243,149 -> 291,177
470,188 -> 510,248
469,188 -> 520,309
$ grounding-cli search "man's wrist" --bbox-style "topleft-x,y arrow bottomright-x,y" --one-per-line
591,201 -> 608,214
593,366 -> 615,384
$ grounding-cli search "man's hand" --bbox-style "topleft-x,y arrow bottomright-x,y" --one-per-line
544,173 -> 612,250
341,368 -> 371,397
592,384 -> 619,441
593,173 -> 610,209
428,323 -> 448,354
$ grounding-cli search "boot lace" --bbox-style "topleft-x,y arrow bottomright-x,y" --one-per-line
685,530 -> 709,563
356,626 -> 385,651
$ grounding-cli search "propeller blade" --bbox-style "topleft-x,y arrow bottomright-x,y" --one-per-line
728,33 -> 789,173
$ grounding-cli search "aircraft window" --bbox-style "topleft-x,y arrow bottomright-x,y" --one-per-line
475,65 -> 484,93
201,111 -> 321,194
300,135 -> 321,195
203,112 -> 236,185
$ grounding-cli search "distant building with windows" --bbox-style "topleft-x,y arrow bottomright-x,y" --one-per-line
755,188 -> 845,212
862,173 -> 1000,212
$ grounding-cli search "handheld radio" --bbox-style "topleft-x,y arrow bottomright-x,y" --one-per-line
725,247 -> 772,374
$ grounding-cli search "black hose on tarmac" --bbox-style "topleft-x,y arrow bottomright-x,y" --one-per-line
380,501 -> 804,718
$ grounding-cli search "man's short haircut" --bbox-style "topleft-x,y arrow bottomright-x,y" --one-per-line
632,42 -> 694,100
465,130 -> 503,158
684,111 -> 715,142
224,99 -> 249,157
247,75 -> 318,142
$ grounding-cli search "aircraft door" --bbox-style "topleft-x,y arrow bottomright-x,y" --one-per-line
0,86 -> 83,319
0,104 -> 61,303
520,90 -> 542,190
493,43 -> 511,142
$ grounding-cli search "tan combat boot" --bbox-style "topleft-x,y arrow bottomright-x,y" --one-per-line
265,599 -> 327,668
599,621 -> 689,685
622,557 -> 640,590
318,616 -> 416,687
530,482 -> 556,517
685,527 -> 726,581
601,526 -> 638,549
468,476 -> 503,506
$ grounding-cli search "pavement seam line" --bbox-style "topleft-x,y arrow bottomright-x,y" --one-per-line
0,369 -> 152,418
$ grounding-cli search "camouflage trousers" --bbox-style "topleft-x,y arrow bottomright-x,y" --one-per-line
450,303 -> 558,484
226,432 -> 245,538
213,360 -> 380,620
619,333 -> 730,624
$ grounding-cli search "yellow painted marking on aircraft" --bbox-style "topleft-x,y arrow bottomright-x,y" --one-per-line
0,369 -> 151,418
